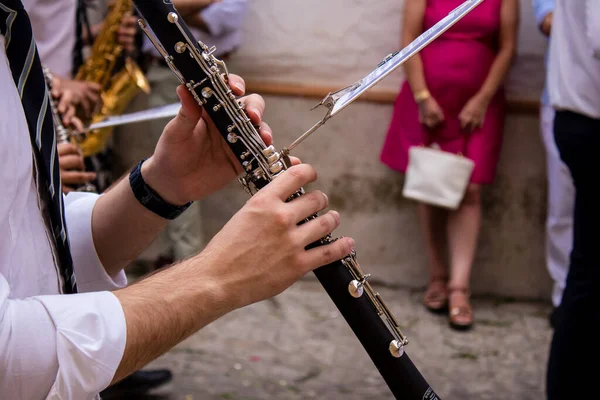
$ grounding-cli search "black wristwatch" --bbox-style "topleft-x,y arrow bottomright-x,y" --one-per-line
129,158 -> 192,220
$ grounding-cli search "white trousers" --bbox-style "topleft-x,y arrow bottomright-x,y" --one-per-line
540,105 -> 574,307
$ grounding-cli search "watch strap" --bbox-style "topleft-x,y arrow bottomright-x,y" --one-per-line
129,158 -> 192,220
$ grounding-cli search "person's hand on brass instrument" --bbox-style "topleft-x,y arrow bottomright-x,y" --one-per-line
198,163 -> 355,309
57,143 -> 96,193
52,76 -> 101,117
141,74 -> 298,205
117,13 -> 139,53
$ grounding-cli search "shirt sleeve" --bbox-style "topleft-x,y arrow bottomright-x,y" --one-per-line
532,0 -> 554,27
201,0 -> 248,37
587,0 -> 600,59
64,192 -> 127,292
0,276 -> 127,399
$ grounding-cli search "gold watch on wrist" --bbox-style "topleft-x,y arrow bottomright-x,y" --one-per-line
414,89 -> 431,103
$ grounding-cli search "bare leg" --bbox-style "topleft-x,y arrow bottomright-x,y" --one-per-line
447,183 -> 481,328
418,202 -> 449,310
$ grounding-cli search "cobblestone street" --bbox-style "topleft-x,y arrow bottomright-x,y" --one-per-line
126,279 -> 554,400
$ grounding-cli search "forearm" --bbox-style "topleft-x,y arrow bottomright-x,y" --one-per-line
477,0 -> 518,102
404,54 -> 428,95
402,30 -> 428,94
91,170 -> 168,277
111,254 -> 231,383
401,0 -> 428,96
476,47 -> 515,102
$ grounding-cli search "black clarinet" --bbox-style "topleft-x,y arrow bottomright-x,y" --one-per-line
132,2 -> 440,398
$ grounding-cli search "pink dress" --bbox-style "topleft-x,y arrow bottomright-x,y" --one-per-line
380,0 -> 505,184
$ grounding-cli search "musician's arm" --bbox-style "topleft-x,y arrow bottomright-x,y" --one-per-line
109,163 -> 352,383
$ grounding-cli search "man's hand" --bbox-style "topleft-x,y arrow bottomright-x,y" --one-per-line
117,14 -> 139,53
111,163 -> 354,382
200,163 -> 355,309
58,143 -> 96,193
541,12 -> 553,37
141,75 -> 275,205
53,76 -> 101,117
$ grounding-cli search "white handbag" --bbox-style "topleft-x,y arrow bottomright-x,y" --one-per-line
402,143 -> 475,209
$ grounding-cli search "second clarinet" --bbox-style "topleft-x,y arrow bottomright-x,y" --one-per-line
43,68 -> 97,193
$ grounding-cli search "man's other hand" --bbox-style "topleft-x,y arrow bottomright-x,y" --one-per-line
142,75 -> 282,205
58,143 -> 96,193
53,76 -> 101,117
118,14 -> 139,53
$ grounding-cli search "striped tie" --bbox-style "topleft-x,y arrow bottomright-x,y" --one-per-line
0,0 -> 78,294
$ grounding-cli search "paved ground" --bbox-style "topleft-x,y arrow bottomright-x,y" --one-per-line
124,279 -> 553,400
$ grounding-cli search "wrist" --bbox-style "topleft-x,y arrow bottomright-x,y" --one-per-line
475,91 -> 492,105
141,157 -> 190,207
413,89 -> 431,104
189,250 -> 242,314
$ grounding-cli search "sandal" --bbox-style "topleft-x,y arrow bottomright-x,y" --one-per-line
423,278 -> 448,313
448,287 -> 473,331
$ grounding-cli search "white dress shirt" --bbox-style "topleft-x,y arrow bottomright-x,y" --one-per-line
143,0 -> 248,58
0,37 -> 127,399
21,0 -> 76,77
549,0 -> 600,119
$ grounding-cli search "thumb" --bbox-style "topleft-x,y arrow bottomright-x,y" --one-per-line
161,85 -> 207,144
174,85 -> 203,129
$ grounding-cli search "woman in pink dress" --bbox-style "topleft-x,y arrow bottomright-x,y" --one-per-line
380,0 -> 518,329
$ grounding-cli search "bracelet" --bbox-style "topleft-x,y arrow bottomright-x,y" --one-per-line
129,158 -> 192,220
413,89 -> 431,103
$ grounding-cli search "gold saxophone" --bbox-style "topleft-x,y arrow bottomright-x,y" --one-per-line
76,0 -> 150,157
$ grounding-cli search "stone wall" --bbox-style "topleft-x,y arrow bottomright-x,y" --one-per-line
200,96 -> 550,300
198,0 -> 554,301
226,0 -> 548,99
